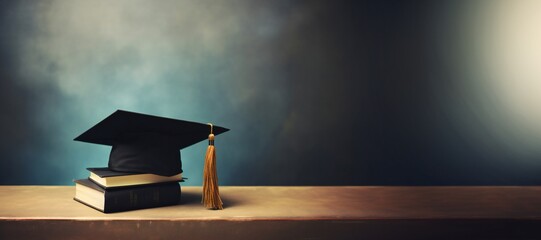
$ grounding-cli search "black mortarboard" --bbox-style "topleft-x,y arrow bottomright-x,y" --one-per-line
74,110 -> 228,177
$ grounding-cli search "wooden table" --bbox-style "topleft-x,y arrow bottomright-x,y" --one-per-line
1,186 -> 540,239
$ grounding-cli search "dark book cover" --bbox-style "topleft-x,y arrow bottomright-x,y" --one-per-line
74,179 -> 181,213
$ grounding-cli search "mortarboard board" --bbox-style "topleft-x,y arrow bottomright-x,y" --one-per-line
74,110 -> 228,209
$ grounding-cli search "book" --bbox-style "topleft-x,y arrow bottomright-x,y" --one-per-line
74,179 -> 181,213
87,167 -> 183,189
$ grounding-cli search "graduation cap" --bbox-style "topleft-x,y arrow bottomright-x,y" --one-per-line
74,110 -> 228,210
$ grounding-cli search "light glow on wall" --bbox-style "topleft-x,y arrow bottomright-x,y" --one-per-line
449,0 -> 541,158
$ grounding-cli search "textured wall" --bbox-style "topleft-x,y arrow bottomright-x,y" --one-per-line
1,0 -> 541,185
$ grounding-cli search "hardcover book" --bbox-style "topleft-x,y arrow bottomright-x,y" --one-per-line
74,179 -> 181,213
87,167 -> 183,189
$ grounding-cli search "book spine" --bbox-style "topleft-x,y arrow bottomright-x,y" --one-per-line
103,183 -> 180,213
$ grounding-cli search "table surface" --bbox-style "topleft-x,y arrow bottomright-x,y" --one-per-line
1,186 -> 541,220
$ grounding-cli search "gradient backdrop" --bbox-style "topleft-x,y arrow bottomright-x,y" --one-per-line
1,0 -> 541,186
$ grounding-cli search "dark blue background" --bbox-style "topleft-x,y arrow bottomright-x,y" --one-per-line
1,0 -> 541,186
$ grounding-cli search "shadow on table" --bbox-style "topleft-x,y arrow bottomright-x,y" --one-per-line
180,191 -> 243,208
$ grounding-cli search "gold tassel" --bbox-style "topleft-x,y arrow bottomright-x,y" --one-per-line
202,123 -> 223,210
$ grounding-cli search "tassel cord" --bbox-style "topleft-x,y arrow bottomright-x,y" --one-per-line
202,123 -> 223,210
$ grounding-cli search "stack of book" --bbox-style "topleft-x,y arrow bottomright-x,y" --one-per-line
74,168 -> 183,213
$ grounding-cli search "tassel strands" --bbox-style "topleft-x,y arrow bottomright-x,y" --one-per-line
202,123 -> 223,210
